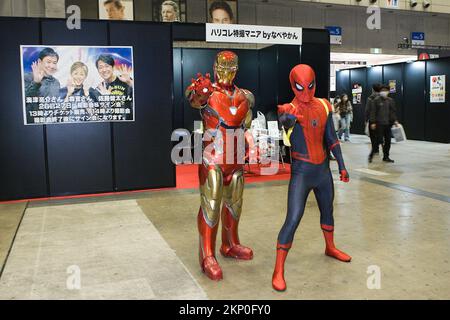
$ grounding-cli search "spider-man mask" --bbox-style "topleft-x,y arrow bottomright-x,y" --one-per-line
289,64 -> 316,103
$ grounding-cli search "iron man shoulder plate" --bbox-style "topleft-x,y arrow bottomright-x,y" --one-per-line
239,88 -> 254,129
240,89 -> 255,110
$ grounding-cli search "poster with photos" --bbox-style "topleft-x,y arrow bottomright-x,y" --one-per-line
99,0 -> 134,21
153,0 -> 186,22
352,83 -> 362,105
430,75 -> 446,103
207,0 -> 238,24
21,45 -> 135,125
389,80 -> 397,94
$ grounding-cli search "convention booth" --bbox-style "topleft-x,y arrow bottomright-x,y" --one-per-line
336,58 -> 450,144
0,17 -> 330,201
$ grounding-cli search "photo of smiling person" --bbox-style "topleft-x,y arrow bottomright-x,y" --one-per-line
99,0 -> 134,21
59,62 -> 97,101
208,0 -> 236,24
24,47 -> 61,98
152,0 -> 185,22
93,54 -> 133,100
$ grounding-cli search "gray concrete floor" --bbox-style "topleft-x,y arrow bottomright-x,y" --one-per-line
0,136 -> 449,299
0,200 -> 206,299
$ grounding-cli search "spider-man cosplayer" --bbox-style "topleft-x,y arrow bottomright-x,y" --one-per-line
272,64 -> 351,292
185,51 -> 255,281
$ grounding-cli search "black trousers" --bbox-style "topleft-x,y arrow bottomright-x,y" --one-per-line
369,122 -> 378,154
373,124 -> 392,158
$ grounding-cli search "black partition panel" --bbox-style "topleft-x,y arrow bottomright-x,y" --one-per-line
366,65 -> 383,123
425,58 -> 450,143
110,22 -> 175,190
367,66 -> 383,92
336,69 -> 350,97
300,43 -> 330,99
0,19 -> 47,201
180,49 -> 217,131
258,45 -> 278,115
277,45 -> 300,105
301,29 -> 330,99
404,61 -> 426,140
383,64 -> 404,123
41,20 -> 114,196
173,48 -> 184,130
349,68 -> 367,134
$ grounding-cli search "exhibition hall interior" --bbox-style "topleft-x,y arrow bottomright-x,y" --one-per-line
0,0 -> 449,303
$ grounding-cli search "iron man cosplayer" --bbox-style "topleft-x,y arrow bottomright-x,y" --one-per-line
272,64 -> 351,292
185,51 -> 255,281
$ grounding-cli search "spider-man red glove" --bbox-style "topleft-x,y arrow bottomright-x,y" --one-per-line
340,169 -> 350,183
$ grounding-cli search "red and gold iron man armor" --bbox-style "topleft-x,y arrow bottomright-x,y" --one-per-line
185,51 -> 255,281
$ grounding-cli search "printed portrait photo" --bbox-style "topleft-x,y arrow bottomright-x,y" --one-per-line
207,0 -> 237,24
99,0 -> 134,21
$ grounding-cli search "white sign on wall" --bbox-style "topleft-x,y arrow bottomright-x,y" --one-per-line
430,75 -> 446,103
206,23 -> 302,45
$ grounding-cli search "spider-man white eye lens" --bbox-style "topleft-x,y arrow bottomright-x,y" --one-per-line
308,81 -> 315,89
202,88 -> 209,93
295,82 -> 304,91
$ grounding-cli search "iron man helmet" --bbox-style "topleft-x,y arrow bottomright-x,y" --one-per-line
214,51 -> 238,87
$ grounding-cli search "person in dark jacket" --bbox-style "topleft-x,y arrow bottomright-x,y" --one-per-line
24,47 -> 61,98
369,85 -> 399,163
93,54 -> 133,100
366,83 -> 381,161
24,47 -> 61,123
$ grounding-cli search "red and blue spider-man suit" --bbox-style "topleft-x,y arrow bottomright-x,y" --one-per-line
272,64 -> 352,292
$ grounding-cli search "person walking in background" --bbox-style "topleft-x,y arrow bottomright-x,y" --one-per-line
369,85 -> 399,163
332,95 -> 341,135
366,83 -> 381,162
337,94 -> 352,142
328,96 -> 341,161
